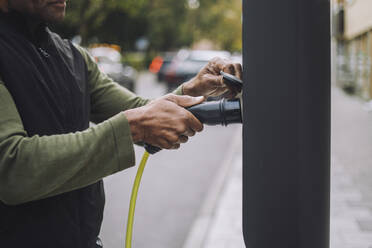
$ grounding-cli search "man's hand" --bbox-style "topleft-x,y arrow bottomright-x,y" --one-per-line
182,57 -> 242,98
124,94 -> 205,150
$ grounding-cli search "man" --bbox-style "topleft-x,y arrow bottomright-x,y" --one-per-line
0,0 -> 242,247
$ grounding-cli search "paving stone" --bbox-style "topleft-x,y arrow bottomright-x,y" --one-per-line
357,219 -> 372,232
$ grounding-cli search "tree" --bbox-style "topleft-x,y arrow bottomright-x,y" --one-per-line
53,0 -> 242,52
54,0 -> 148,46
184,0 -> 242,51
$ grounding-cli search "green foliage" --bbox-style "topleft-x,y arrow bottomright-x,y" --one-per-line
122,52 -> 146,71
53,0 -> 242,53
145,0 -> 190,51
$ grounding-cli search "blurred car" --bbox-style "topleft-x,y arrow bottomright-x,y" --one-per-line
158,53 -> 177,83
89,45 -> 137,92
231,53 -> 242,65
164,49 -> 231,92
148,52 -> 176,83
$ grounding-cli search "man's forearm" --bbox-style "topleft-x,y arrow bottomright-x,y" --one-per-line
0,84 -> 135,205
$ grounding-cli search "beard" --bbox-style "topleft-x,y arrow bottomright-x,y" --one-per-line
6,0 -> 66,23
0,0 -> 9,11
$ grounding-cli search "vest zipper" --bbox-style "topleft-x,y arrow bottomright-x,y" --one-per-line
38,47 -> 50,58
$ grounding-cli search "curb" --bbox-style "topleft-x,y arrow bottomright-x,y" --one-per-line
182,126 -> 242,248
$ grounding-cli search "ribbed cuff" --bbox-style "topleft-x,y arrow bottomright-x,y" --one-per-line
109,113 -> 136,171
173,84 -> 184,95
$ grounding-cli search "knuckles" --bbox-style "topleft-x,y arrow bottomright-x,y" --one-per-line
159,139 -> 173,149
171,144 -> 181,150
176,125 -> 187,135
168,135 -> 179,144
180,136 -> 189,143
163,143 -> 172,149
196,124 -> 204,132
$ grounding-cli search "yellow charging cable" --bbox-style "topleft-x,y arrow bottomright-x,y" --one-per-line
125,151 -> 150,248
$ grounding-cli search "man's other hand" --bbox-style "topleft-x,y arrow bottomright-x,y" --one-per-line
124,94 -> 205,150
182,57 -> 242,99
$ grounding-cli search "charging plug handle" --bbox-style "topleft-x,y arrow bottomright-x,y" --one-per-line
144,98 -> 242,154
188,98 -> 241,126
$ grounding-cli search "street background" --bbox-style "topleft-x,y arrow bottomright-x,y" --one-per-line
98,77 -> 372,248
99,73 -> 372,248
49,0 -> 372,247
55,1 -> 245,247
331,1 -> 372,245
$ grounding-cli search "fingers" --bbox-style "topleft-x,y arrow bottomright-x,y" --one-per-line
155,135 -> 189,150
183,129 -> 196,137
178,135 -> 189,144
208,57 -> 242,78
170,144 -> 181,150
220,62 -> 242,98
220,90 -> 238,100
169,135 -> 189,150
201,73 -> 225,88
151,111 -> 202,150
186,111 -> 204,133
233,63 -> 243,80
208,57 -> 229,74
200,74 -> 229,97
223,83 -> 240,99
206,58 -> 242,95
164,94 -> 204,132
183,57 -> 242,98
141,95 -> 205,151
166,94 -> 205,108
223,63 -> 236,76
221,62 -> 243,83
156,138 -> 176,150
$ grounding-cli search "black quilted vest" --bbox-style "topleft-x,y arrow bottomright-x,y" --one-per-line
0,12 -> 105,248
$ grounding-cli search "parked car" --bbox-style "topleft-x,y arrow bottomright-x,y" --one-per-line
164,50 -> 231,92
89,45 -> 137,92
231,53 -> 242,65
156,52 -> 176,83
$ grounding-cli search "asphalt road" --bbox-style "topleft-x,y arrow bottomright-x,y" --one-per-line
99,73 -> 240,248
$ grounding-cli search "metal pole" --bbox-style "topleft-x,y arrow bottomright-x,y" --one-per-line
242,1 -> 330,248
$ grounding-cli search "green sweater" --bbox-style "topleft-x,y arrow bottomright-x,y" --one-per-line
0,46 -> 182,205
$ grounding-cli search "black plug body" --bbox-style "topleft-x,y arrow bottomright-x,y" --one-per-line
188,98 -> 241,126
144,98 -> 242,154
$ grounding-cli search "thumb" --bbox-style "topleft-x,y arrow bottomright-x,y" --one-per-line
167,95 -> 205,108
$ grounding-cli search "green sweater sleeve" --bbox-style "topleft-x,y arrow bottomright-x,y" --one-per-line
74,45 -> 150,123
0,82 -> 136,205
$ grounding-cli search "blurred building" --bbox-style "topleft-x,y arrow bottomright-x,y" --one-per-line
333,0 -> 372,99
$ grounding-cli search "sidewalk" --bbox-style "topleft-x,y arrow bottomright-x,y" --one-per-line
182,126 -> 244,248
183,87 -> 372,248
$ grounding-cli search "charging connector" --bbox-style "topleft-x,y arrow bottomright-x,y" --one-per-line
145,72 -> 243,154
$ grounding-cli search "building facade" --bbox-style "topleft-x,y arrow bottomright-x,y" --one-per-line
334,0 -> 372,99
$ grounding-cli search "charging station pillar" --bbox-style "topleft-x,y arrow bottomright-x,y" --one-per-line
242,1 -> 330,248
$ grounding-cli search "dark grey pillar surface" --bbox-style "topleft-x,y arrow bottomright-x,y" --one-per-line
242,1 -> 330,248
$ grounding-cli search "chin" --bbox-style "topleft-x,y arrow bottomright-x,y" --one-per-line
41,7 -> 66,23
44,13 -> 65,23
54,14 -> 65,22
